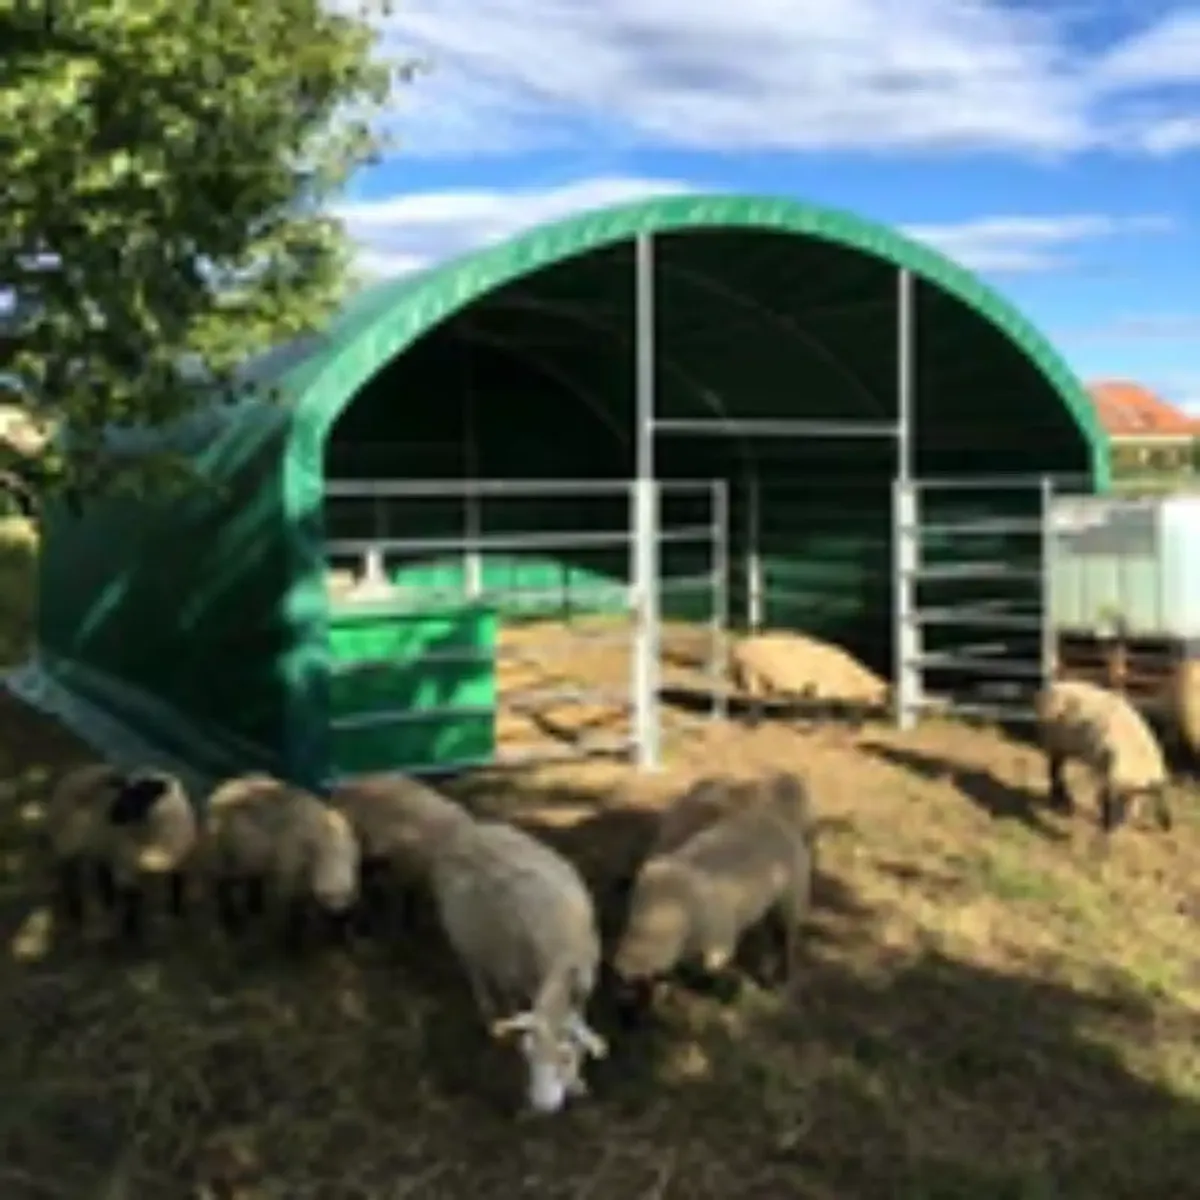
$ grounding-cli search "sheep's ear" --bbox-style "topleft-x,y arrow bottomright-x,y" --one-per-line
491,1012 -> 538,1040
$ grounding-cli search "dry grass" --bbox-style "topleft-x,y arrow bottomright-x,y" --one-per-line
1,544 -> 1200,1196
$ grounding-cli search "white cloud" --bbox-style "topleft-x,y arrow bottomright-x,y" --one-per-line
1090,10 -> 1200,90
336,175 -> 697,277
359,1 -> 1200,158
335,176 -> 1172,279
1134,114 -> 1200,155
900,213 -> 1176,272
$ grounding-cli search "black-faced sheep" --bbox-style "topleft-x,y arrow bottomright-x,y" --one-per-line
44,763 -> 199,939
199,773 -> 361,948
328,772 -> 473,931
612,770 -> 817,1007
1035,678 -> 1172,834
427,816 -> 608,1114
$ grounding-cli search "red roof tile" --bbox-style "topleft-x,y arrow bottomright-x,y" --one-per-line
1086,380 -> 1200,438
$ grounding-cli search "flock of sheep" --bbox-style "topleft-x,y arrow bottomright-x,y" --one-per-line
42,760 -> 817,1115
36,662 -> 1175,1117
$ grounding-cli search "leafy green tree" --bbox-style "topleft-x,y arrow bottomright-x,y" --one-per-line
0,0 -> 408,507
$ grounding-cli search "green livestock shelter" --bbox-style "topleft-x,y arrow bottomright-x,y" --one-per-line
34,192 -> 1109,788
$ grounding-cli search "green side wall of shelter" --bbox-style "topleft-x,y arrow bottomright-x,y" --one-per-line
35,192 -> 1109,787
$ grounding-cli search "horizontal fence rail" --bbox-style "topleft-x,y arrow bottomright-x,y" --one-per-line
894,473 -> 1094,729
320,477 -> 727,780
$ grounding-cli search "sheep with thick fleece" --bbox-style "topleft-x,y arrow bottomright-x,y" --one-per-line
1035,678 -> 1172,833
428,816 -> 608,1115
44,763 -> 199,938
730,631 -> 888,718
329,773 -> 473,928
648,776 -> 762,860
612,770 -> 817,1001
200,773 -> 361,946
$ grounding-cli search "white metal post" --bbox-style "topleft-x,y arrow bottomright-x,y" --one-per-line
746,473 -> 763,631
463,391 -> 482,599
893,268 -> 920,729
1039,474 -> 1055,688
365,495 -> 387,585
632,233 -> 661,769
711,479 -> 729,722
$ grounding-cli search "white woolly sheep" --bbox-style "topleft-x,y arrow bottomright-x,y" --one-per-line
199,773 -> 362,948
1035,678 -> 1172,834
730,631 -> 888,723
612,770 -> 817,1005
428,816 -> 608,1115
329,772 -> 474,929
44,763 -> 199,938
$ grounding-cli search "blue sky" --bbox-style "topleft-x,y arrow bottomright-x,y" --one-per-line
333,0 -> 1200,408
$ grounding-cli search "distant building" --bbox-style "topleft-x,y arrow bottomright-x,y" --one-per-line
1087,380 -> 1200,475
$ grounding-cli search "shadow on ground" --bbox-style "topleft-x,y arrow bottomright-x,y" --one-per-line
858,738 -> 1068,841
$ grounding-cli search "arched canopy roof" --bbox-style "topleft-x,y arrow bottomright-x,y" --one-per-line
213,191 -> 1108,498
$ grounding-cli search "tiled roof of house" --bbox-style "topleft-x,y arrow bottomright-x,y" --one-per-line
1087,380 -> 1200,437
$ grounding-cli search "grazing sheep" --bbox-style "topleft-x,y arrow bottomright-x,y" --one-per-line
44,763 -> 199,938
1035,678 -> 1172,834
428,817 -> 608,1114
612,770 -> 817,1004
329,772 -> 473,928
200,773 -> 361,948
649,776 -> 760,860
730,631 -> 888,721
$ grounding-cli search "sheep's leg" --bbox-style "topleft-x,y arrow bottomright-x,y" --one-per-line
1152,786 -> 1174,832
166,871 -> 187,919
282,897 -> 309,954
244,874 -> 267,918
94,860 -> 119,912
55,858 -> 87,928
1099,783 -> 1128,834
322,904 -> 353,946
116,885 -> 143,941
216,876 -> 246,934
1046,752 -> 1074,813
353,859 -> 387,935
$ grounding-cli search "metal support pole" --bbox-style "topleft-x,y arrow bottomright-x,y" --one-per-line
893,268 -> 919,730
365,495 -> 387,585
463,384 -> 482,599
1039,474 -> 1055,688
746,473 -> 763,630
711,479 -> 729,722
632,233 -> 661,769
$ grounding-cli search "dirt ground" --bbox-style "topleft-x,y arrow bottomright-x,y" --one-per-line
2,544 -> 1200,1198
2,673 -> 1200,1198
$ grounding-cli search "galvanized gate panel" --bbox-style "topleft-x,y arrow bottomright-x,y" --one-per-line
319,477 -> 726,781
894,474 -> 1089,729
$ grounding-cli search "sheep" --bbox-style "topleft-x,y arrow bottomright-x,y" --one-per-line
328,772 -> 473,930
199,773 -> 362,948
649,775 -> 761,860
730,631 -> 888,724
1035,678 -> 1172,834
43,763 -> 199,939
610,776 -> 756,905
427,816 -> 608,1114
611,770 -> 817,1009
